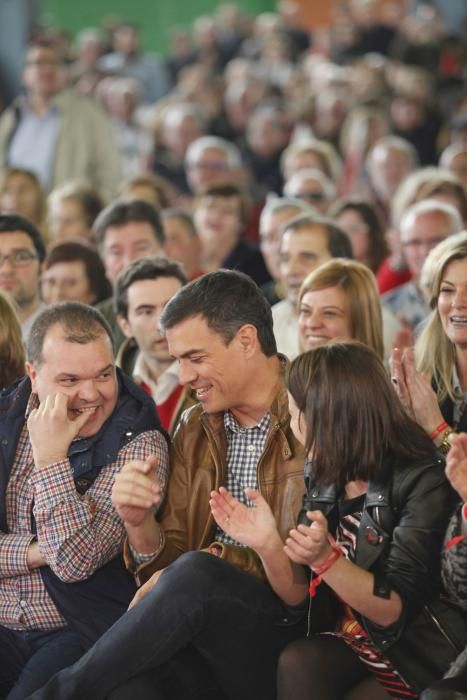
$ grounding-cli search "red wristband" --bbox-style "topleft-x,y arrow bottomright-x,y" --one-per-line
311,546 -> 342,576
429,422 -> 449,441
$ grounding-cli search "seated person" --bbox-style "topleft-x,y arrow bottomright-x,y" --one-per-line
93,199 -> 166,349
193,181 -> 271,287
274,344 -> 462,699
0,214 -> 46,343
115,256 -> 197,434
47,181 -> 103,244
383,199 -> 462,330
27,270 -> 306,700
272,213 -> 352,359
0,302 -> 168,699
41,240 -> 111,306
421,433 -> 467,700
161,208 -> 205,281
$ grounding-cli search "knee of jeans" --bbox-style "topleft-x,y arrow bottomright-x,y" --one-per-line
164,551 -> 221,588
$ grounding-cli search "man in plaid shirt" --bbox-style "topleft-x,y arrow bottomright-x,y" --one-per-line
0,302 -> 168,699
31,270 -> 306,700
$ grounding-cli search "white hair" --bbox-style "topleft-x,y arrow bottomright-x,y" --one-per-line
400,198 -> 463,242
184,136 -> 242,170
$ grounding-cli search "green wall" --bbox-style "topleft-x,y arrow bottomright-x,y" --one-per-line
41,1 -> 275,54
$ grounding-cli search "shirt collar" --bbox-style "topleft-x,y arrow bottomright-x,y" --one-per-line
223,410 -> 270,435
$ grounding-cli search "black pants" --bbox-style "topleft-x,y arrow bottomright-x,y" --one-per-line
28,552 -> 305,700
0,626 -> 84,700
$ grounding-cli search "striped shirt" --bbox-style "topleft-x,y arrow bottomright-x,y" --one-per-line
0,393 -> 169,631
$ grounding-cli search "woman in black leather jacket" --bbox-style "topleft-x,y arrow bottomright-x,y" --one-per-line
211,342 -> 466,699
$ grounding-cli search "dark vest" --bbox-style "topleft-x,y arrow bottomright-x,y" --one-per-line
0,370 -> 167,648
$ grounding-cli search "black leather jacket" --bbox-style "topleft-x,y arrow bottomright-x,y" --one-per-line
299,453 -> 467,693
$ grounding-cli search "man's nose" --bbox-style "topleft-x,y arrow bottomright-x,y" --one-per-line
77,380 -> 99,401
178,361 -> 197,386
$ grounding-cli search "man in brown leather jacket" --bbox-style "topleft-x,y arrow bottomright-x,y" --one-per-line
30,270 -> 307,700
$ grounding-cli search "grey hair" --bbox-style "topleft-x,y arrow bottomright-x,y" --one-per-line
185,136 -> 242,170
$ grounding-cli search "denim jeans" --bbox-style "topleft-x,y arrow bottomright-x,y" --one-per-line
29,551 -> 306,700
0,625 -> 84,700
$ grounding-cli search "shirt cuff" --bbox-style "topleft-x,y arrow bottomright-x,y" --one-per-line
0,533 -> 37,576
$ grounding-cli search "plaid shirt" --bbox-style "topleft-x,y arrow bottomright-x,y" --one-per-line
214,411 -> 270,546
0,394 -> 168,632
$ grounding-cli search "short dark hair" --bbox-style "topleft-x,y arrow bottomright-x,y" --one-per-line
0,213 -> 46,262
44,240 -> 112,304
27,302 -> 113,366
115,256 -> 187,319
282,213 -> 353,259
93,200 -> 165,249
286,342 -> 435,489
160,269 -> 277,356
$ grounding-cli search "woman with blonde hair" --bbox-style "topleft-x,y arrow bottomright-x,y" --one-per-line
0,291 -> 25,388
392,230 -> 467,451
297,259 -> 384,361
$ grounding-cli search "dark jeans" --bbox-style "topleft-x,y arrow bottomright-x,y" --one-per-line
0,625 -> 84,700
28,551 -> 305,700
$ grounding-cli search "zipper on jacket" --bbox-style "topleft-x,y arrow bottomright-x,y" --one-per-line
424,604 -> 461,654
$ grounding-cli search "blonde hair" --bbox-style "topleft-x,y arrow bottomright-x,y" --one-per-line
416,230 -> 467,402
0,291 -> 25,388
298,259 -> 384,360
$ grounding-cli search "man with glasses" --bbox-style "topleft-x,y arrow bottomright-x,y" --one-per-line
0,214 -> 46,342
0,40 -> 121,200
383,199 -> 463,330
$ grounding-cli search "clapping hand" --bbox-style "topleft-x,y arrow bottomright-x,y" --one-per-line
284,510 -> 332,568
209,487 -> 279,553
390,347 -> 443,434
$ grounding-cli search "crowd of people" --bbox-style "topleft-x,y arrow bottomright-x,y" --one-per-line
0,0 -> 466,698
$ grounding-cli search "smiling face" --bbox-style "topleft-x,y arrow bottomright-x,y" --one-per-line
298,286 -> 352,350
438,257 -> 467,349
165,315 -> 252,415
26,324 -> 118,438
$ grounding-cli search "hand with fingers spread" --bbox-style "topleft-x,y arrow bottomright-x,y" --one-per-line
209,486 -> 280,553
446,433 -> 467,502
284,510 -> 332,569
112,456 -> 163,528
400,347 -> 444,433
390,347 -> 444,433
27,392 -> 94,468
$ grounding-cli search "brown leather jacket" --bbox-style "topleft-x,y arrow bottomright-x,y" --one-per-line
131,381 -> 306,583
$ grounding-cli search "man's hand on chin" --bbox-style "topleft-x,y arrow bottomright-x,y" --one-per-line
28,392 -> 93,468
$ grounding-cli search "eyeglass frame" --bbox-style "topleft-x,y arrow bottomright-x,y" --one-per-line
0,249 -> 39,267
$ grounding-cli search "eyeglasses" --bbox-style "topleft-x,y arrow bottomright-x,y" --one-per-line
0,250 -> 38,267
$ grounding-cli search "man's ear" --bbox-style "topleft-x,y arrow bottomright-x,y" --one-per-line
117,314 -> 133,340
235,324 -> 257,358
25,361 -> 37,393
